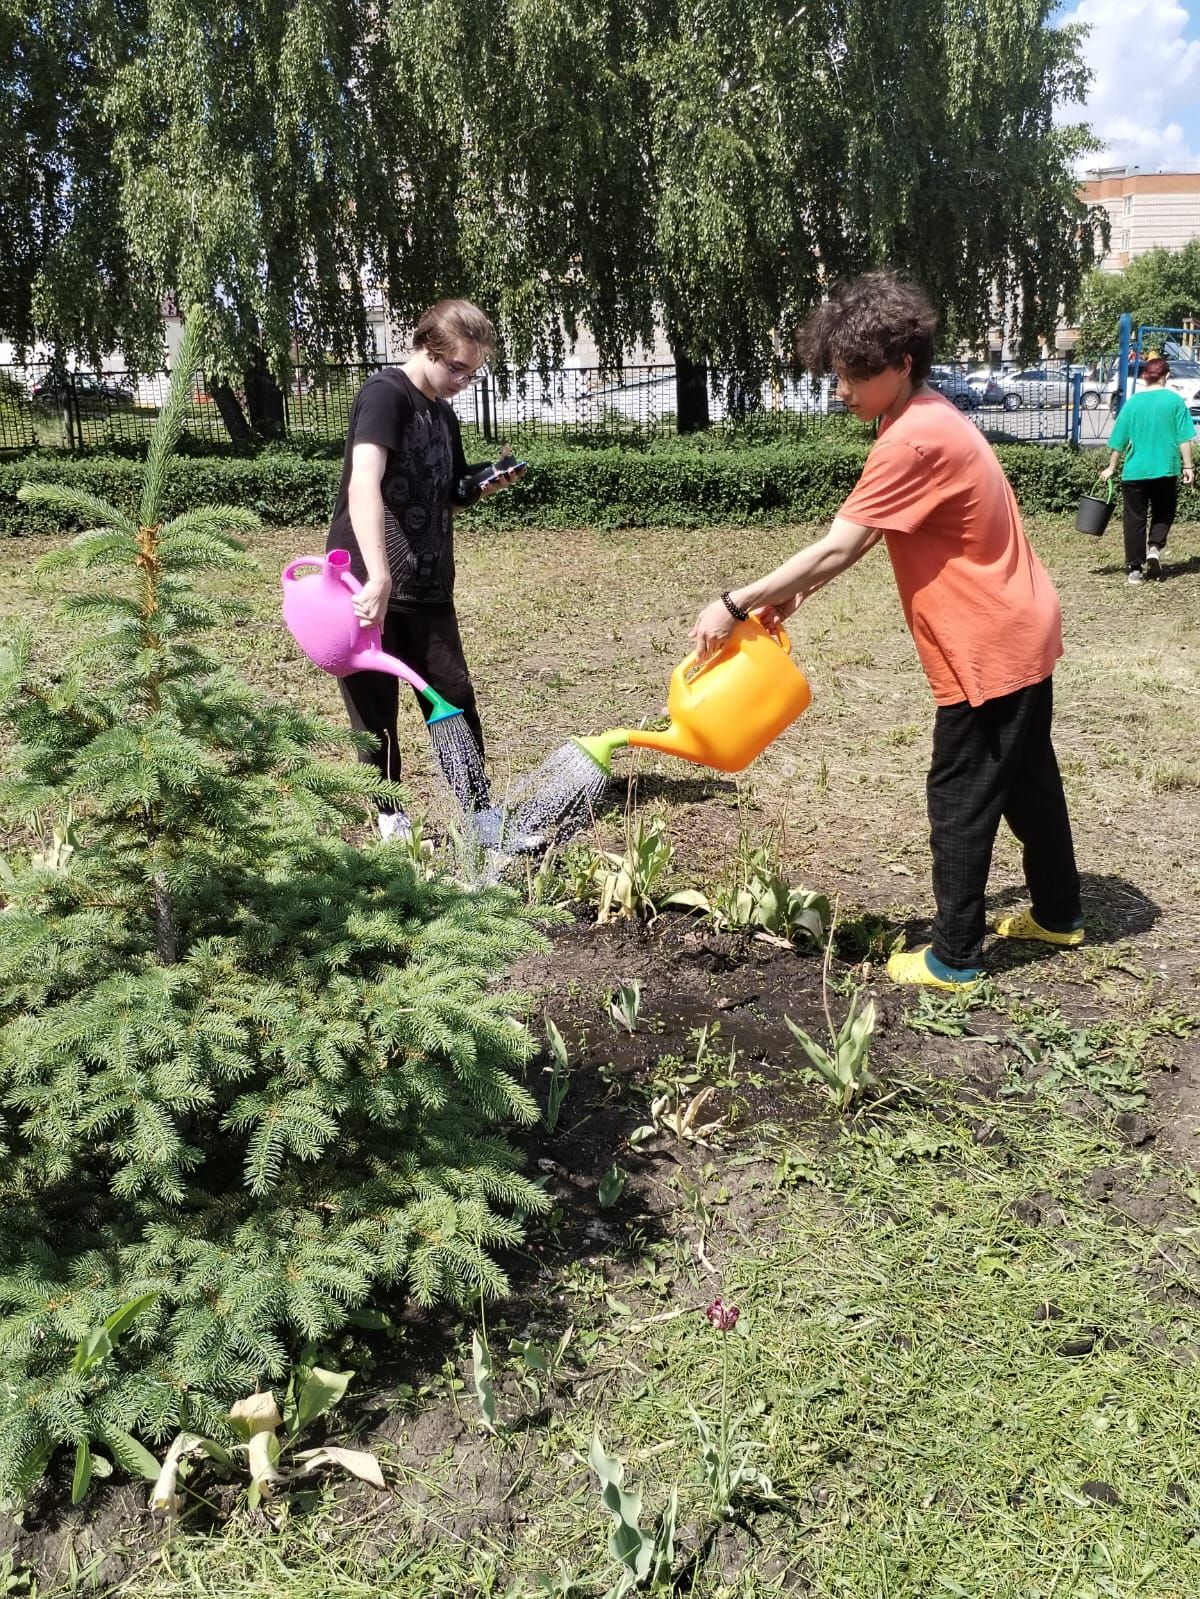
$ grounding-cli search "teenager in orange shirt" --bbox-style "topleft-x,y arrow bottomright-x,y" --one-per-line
691,272 -> 1083,989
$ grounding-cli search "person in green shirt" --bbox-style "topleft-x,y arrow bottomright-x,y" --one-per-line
1099,355 -> 1195,584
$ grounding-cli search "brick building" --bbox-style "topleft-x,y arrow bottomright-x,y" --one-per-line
1080,167 -> 1200,273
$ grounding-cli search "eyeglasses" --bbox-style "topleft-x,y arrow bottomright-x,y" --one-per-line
438,356 -> 482,383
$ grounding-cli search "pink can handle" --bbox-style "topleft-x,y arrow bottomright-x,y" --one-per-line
280,551 -> 363,593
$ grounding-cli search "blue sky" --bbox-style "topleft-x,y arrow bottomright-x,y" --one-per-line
1054,0 -> 1200,170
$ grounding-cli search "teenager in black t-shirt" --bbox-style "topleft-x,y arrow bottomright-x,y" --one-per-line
326,299 -> 523,838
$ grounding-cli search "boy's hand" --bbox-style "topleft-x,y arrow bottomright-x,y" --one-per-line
690,598 -> 737,661
352,574 -> 391,628
478,461 -> 527,496
755,595 -> 799,634
1097,465 -> 1116,482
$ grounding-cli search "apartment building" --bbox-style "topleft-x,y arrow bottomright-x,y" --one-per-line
1080,166 -> 1200,273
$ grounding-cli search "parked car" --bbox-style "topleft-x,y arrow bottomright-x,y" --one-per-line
996,368 -> 1072,409
965,369 -> 1009,406
1078,366 -> 1109,410
31,371 -> 134,404
1100,359 -> 1200,417
927,365 -> 981,410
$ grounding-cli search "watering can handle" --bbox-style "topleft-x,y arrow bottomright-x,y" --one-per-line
683,616 -> 791,683
280,552 -> 364,592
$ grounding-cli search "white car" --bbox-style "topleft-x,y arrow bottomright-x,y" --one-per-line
1100,360 -> 1200,416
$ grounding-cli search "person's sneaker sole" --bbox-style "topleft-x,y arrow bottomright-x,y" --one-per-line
993,909 -> 1084,947
1145,547 -> 1162,578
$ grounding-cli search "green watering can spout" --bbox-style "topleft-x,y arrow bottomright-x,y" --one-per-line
422,685 -> 464,724
572,729 -> 630,776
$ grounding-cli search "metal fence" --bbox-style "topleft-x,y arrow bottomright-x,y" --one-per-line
0,359 -> 1113,454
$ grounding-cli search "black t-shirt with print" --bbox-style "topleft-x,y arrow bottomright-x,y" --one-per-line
327,367 -> 471,607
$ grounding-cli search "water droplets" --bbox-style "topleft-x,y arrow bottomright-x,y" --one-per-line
494,740 -> 612,849
426,725 -> 612,877
428,714 -> 490,814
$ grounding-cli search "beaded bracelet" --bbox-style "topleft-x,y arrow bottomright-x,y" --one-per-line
720,590 -> 749,622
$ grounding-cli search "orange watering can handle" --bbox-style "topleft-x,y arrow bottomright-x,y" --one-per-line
683,615 -> 791,683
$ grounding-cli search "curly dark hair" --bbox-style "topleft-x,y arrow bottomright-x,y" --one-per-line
798,271 -> 938,386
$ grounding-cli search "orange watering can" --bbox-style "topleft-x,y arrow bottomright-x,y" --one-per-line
575,616 -> 812,776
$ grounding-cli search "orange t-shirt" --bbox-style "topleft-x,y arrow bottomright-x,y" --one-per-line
839,388 -> 1062,707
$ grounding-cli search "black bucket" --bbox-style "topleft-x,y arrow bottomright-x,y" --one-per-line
1075,478 -> 1115,537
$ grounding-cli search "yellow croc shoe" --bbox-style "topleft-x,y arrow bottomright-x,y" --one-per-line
993,909 -> 1084,947
886,946 -> 984,990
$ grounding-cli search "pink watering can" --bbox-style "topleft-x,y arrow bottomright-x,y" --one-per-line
281,549 -> 462,723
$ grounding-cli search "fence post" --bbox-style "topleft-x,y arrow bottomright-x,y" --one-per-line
61,375 -> 79,453
1115,313 -> 1132,417
480,374 -> 493,444
1069,370 -> 1083,446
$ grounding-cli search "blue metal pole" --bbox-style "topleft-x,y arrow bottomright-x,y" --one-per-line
1115,312 -> 1132,416
1070,371 -> 1083,446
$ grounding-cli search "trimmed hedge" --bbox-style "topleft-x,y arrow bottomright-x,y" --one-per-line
1,455 -> 339,536
1,440 -> 1113,537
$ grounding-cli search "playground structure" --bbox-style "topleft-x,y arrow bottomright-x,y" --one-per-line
1113,313 -> 1200,417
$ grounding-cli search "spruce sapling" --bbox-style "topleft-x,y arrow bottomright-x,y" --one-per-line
0,308 -> 546,1502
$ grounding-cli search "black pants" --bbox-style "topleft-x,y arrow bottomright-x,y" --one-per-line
927,677 -> 1080,970
338,604 -> 485,800
1121,476 -> 1177,571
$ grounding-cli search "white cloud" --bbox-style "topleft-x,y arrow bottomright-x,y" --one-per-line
1056,0 -> 1200,171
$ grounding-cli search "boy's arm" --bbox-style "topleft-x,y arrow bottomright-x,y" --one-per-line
691,516 -> 882,659
347,443 -> 392,627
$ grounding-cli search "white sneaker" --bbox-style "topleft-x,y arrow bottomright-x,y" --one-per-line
1127,569 -> 1144,586
377,810 -> 413,843
1145,545 -> 1163,578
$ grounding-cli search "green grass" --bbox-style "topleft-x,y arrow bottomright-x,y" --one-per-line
119,1096 -> 1200,1598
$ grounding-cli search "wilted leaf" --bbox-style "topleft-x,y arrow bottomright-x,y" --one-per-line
662,888 -> 711,915
247,1429 -> 282,1498
227,1390 -> 283,1439
295,1446 -> 386,1488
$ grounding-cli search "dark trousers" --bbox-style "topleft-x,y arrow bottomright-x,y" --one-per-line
1121,476 -> 1177,570
338,604 -> 484,799
927,677 -> 1080,970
